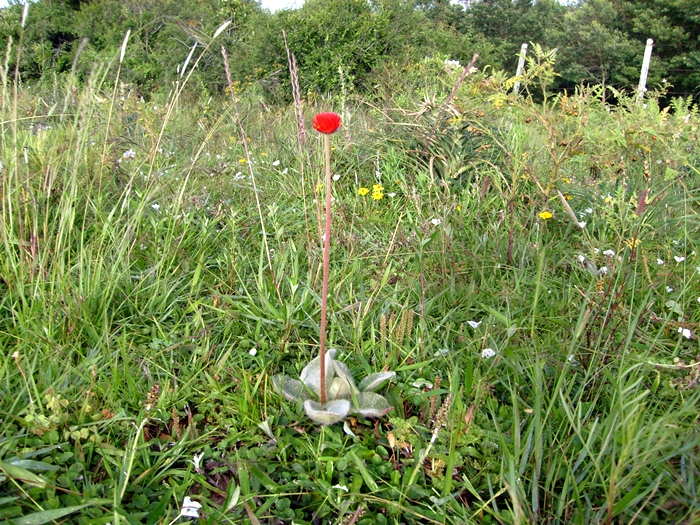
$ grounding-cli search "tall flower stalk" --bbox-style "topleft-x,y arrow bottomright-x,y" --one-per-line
274,113 -> 395,425
313,112 -> 341,406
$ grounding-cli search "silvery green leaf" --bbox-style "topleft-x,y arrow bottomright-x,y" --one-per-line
303,399 -> 351,425
358,371 -> 396,392
300,349 -> 337,398
272,375 -> 312,402
352,392 -> 394,418
329,360 -> 358,399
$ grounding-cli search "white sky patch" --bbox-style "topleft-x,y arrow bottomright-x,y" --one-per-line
260,0 -> 302,12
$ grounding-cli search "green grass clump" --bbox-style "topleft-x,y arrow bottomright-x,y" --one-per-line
1,36 -> 700,525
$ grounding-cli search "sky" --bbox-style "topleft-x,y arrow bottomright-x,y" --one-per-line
260,0 -> 302,11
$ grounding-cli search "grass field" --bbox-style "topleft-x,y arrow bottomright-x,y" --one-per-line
1,38 -> 700,524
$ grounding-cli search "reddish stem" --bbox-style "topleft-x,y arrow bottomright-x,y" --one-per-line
319,133 -> 332,406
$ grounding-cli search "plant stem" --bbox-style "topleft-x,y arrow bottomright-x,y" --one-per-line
319,133 -> 332,406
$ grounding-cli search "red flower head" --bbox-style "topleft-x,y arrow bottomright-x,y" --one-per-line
313,112 -> 342,135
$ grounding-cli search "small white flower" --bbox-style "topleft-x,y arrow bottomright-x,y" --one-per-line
181,496 -> 202,518
481,348 -> 496,359
585,208 -> 593,214
388,192 -> 396,197
678,327 -> 692,339
594,248 -> 600,254
0,161 -> 3,172
272,160 -> 280,166
578,221 -> 587,228
122,149 -> 136,159
666,286 -> 674,293
192,452 -> 204,470
332,174 -> 340,181
603,249 -> 615,257
577,255 -> 586,263
657,259 -> 664,265
282,168 -> 288,174
697,297 -> 700,304
674,256 -> 686,263
469,66 -> 478,74
468,320 -> 482,329
599,266 -> 609,275
249,348 -> 257,356
430,218 -> 442,226
151,203 -> 160,211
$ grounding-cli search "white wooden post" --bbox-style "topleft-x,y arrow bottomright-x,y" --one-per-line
637,38 -> 654,100
513,43 -> 528,94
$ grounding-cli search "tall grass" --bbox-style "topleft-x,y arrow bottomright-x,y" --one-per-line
1,20 -> 700,525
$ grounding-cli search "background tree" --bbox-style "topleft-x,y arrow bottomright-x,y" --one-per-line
552,0 -> 639,91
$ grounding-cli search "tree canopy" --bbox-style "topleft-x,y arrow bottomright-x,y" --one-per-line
0,0 -> 697,102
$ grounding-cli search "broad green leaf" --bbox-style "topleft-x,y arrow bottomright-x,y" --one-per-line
329,360 -> 358,399
358,372 -> 396,392
300,349 -> 337,397
352,392 -> 394,418
303,399 -> 350,425
272,375 -> 312,402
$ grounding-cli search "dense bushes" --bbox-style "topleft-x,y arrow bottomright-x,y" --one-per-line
1,0 -> 698,102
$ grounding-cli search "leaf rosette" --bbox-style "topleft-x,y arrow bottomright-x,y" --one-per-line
273,349 -> 395,425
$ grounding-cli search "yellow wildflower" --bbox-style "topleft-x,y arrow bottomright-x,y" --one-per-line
372,190 -> 384,201
539,211 -> 553,220
624,238 -> 641,249
358,187 -> 370,196
239,158 -> 247,163
315,183 -> 323,193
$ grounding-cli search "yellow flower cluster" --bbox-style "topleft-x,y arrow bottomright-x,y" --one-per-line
372,184 -> 384,201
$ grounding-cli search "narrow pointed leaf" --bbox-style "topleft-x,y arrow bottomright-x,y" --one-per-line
10,502 -> 102,524
0,460 -> 47,487
304,399 -> 351,425
352,392 -> 394,418
358,371 -> 396,392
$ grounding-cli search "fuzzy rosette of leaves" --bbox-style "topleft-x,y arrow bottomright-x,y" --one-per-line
273,349 -> 395,425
